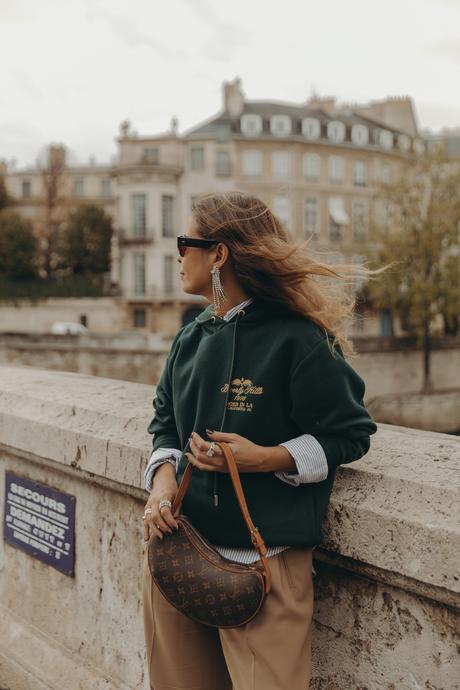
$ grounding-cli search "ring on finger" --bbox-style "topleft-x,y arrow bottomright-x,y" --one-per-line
206,441 -> 217,457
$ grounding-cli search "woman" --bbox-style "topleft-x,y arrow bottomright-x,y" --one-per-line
142,191 -> 378,690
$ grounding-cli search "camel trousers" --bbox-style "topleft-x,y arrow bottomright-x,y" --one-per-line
142,544 -> 314,690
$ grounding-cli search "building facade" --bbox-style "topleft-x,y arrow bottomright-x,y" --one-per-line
2,79 -> 425,334
111,79 -> 423,331
3,146 -> 114,225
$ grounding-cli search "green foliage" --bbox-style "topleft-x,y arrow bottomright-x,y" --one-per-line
0,210 -> 38,279
0,273 -> 106,301
57,205 -> 113,275
362,149 -> 460,342
0,175 -> 10,210
0,203 -> 114,299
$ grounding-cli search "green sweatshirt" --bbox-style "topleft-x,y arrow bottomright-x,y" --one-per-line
147,297 -> 377,548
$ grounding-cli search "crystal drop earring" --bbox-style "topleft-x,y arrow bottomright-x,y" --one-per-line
210,265 -> 228,314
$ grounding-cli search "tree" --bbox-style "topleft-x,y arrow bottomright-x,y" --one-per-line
0,210 -> 38,279
58,205 -> 113,275
38,144 -> 67,278
361,147 -> 460,393
0,173 -> 11,211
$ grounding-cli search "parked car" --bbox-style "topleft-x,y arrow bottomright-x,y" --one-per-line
51,322 -> 89,335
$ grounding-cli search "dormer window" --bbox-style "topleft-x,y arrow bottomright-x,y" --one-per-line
240,114 -> 263,136
302,118 -> 321,140
327,121 -> 346,143
351,124 -> 369,146
270,115 -> 291,137
379,130 -> 394,150
398,134 -> 411,152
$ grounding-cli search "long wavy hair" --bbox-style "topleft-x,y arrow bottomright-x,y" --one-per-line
191,190 -> 386,358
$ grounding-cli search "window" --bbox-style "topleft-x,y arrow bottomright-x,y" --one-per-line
143,147 -> 159,164
381,164 -> 392,184
398,134 -> 411,153
132,193 -> 147,237
303,153 -> 320,181
240,114 -> 263,136
272,151 -> 291,180
100,178 -> 111,197
273,195 -> 290,227
302,118 -> 321,140
379,130 -> 394,150
242,150 -> 262,177
304,197 -> 319,238
327,121 -> 346,143
215,150 -> 231,176
74,177 -> 84,196
352,199 -> 369,241
162,195 -> 175,237
164,255 -> 174,294
133,253 -> 146,295
354,160 -> 367,187
413,138 -> 425,155
328,197 -> 349,241
270,115 -> 291,137
190,147 -> 205,171
329,220 -> 342,242
133,308 -> 146,328
329,156 -> 344,183
21,180 -> 31,198
351,124 -> 369,146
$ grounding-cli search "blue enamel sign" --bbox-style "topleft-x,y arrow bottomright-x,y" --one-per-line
3,471 -> 76,576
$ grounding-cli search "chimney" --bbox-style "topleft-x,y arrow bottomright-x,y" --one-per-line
306,95 -> 337,114
223,77 -> 245,117
48,144 -> 66,169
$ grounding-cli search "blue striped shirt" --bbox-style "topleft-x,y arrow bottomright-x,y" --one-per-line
145,297 -> 325,572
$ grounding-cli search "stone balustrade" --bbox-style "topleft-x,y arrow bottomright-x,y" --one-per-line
0,365 -> 458,690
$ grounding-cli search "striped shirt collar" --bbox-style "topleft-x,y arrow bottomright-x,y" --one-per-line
221,297 -> 254,322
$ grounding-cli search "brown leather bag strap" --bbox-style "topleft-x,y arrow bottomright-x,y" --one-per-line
171,460 -> 193,514
171,442 -> 272,593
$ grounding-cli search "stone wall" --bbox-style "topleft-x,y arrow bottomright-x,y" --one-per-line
0,333 -> 169,385
0,297 -> 128,333
353,335 -> 460,399
0,297 -> 204,339
1,333 -> 460,396
0,365 -> 458,690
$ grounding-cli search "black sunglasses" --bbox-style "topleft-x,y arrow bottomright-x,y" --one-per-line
177,234 -> 219,257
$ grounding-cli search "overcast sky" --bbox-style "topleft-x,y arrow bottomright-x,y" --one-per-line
1,0 -> 460,168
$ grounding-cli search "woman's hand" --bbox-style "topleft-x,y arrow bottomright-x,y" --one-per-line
143,463 -> 179,542
186,430 -> 296,474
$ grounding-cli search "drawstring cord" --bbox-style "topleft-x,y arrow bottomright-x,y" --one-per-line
213,309 -> 244,507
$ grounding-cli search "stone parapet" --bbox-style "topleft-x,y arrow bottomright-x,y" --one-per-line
0,365 -> 458,689
2,335 -> 460,401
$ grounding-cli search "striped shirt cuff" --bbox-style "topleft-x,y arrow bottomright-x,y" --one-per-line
144,447 -> 182,492
275,434 -> 328,486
